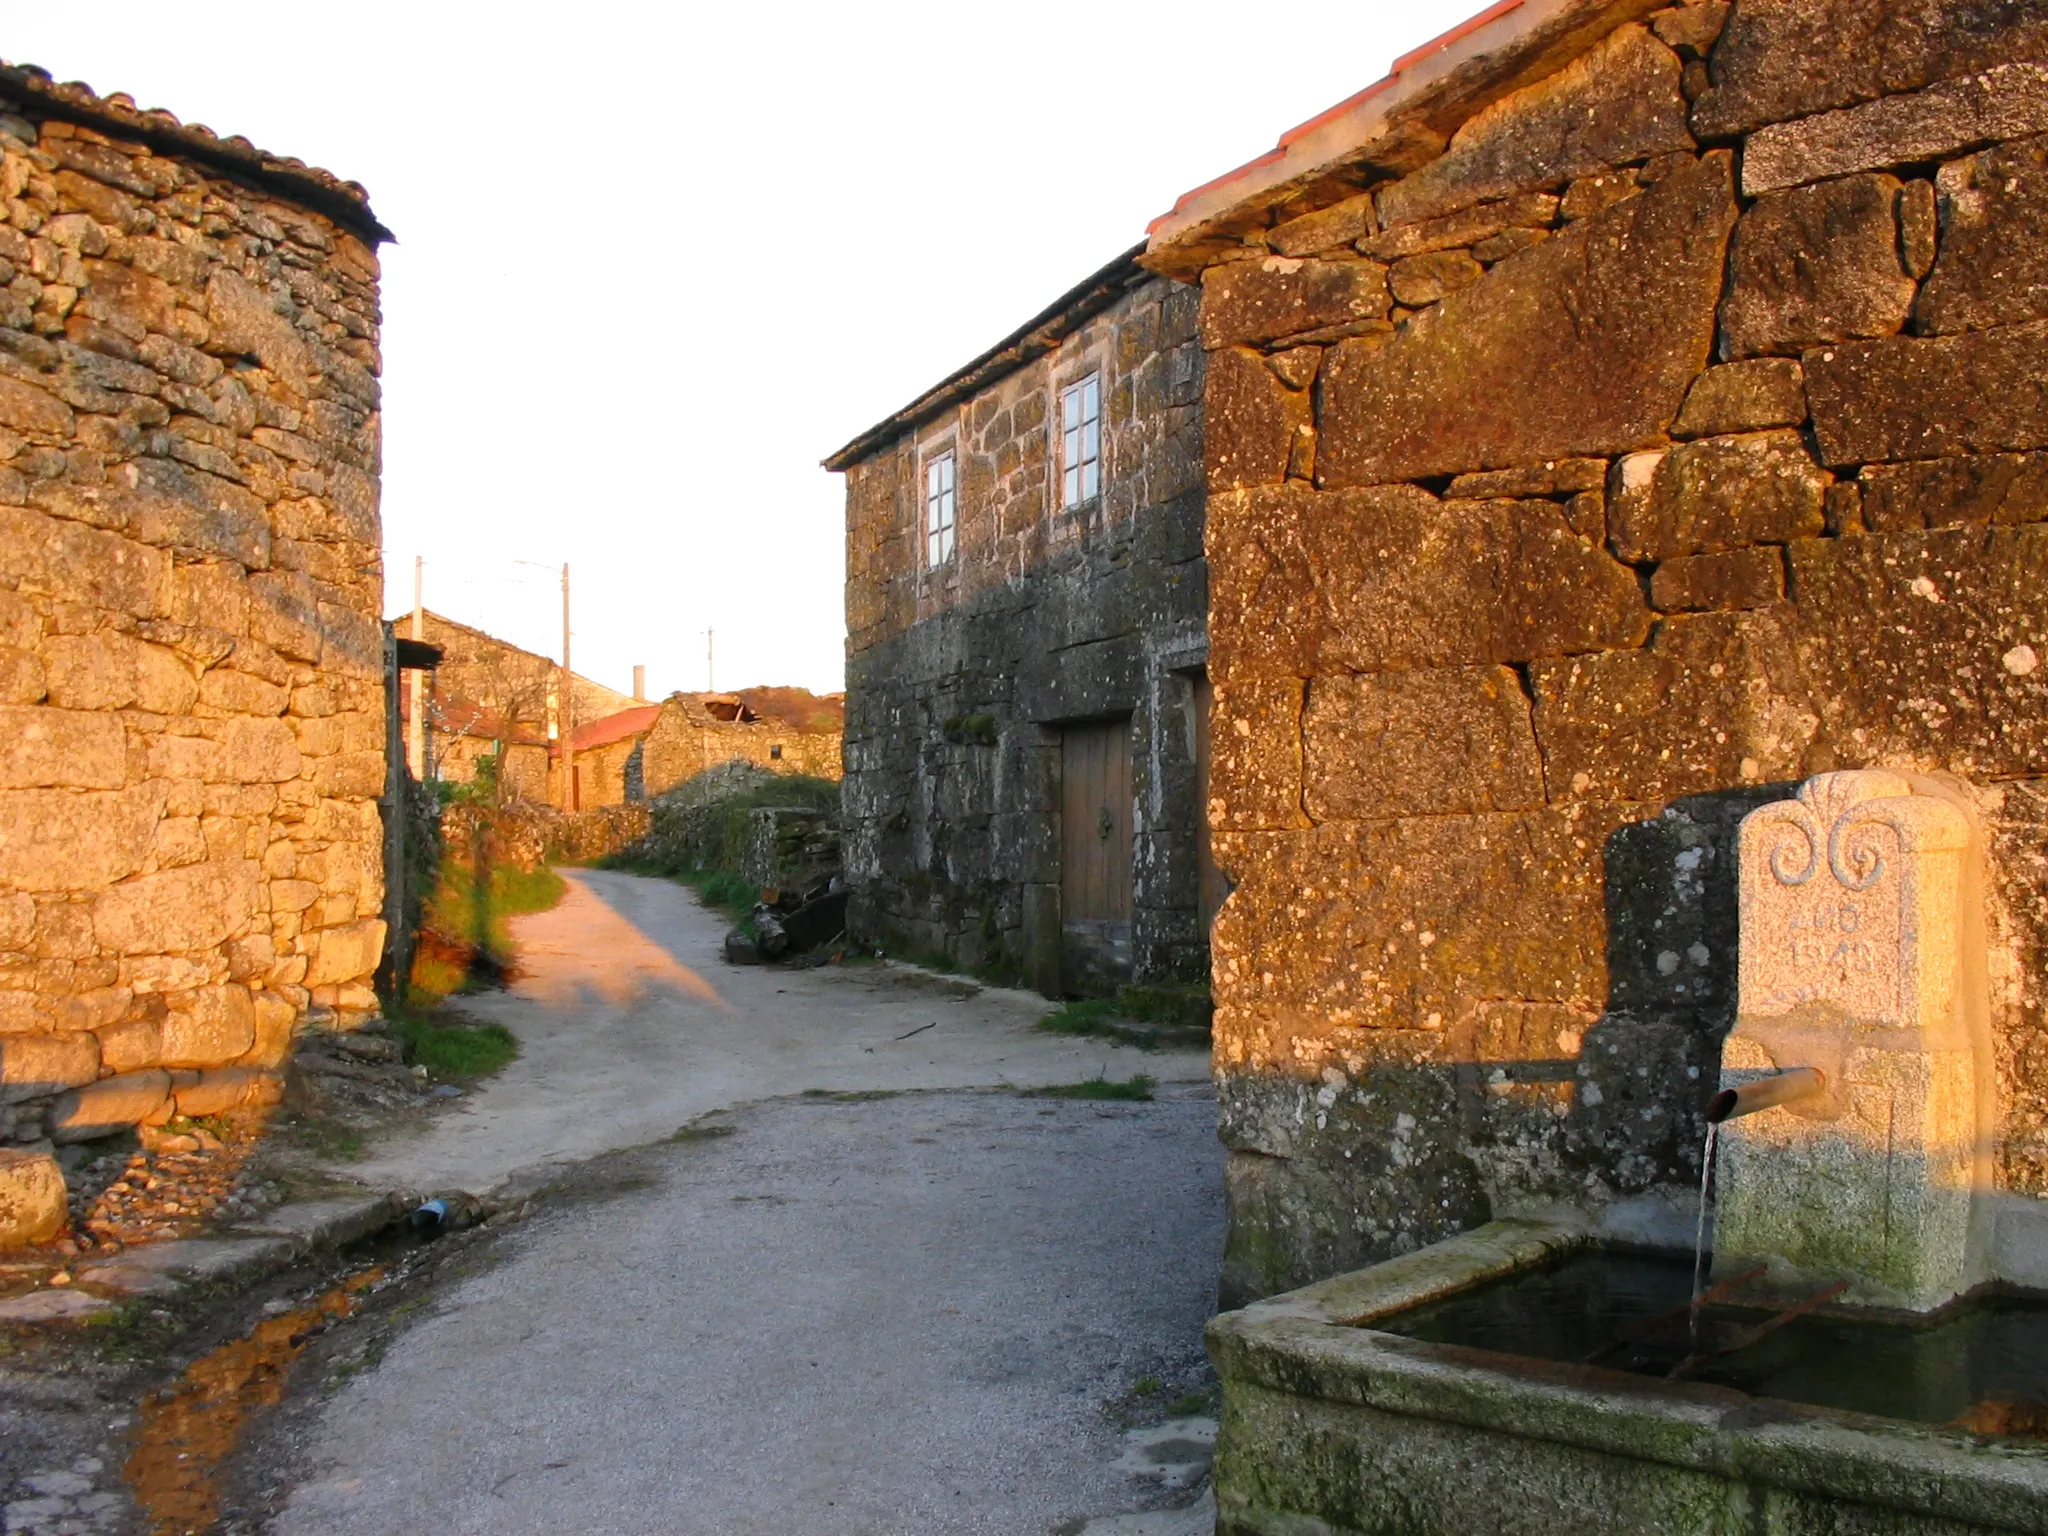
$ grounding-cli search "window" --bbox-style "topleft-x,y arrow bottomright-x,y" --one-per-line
925,451 -> 957,566
1060,373 -> 1101,508
770,743 -> 783,760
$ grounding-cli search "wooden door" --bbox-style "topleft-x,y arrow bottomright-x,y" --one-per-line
1061,718 -> 1133,992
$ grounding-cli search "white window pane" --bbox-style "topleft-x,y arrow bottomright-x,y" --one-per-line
1083,375 -> 1099,419
1083,461 -> 1099,500
1082,418 -> 1099,463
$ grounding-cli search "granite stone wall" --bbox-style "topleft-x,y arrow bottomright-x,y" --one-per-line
0,82 -> 387,1162
1172,0 -> 2048,1302
840,271 -> 1208,990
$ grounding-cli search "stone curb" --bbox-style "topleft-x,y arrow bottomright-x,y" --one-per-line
0,1191 -> 412,1323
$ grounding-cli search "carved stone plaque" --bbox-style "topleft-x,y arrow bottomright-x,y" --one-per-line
1737,770 -> 1968,1034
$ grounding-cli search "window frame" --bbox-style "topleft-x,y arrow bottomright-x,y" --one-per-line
1058,371 -> 1102,510
923,447 -> 957,568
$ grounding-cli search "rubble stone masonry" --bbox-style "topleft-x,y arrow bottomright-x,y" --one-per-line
837,260 -> 1207,989
1156,0 -> 2048,1303
0,70 -> 388,1154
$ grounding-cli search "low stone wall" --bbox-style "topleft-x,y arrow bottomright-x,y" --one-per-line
548,803 -> 650,866
741,808 -> 840,892
0,78 -> 388,1185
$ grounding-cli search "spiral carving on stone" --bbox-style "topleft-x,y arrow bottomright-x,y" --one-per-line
1762,808 -> 1819,887
1828,812 -> 1890,892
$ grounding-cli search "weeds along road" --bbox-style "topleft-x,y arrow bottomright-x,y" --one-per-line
259,870 -> 1223,1534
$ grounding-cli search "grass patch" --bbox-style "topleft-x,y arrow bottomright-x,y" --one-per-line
1165,1389 -> 1213,1417
670,1121 -> 737,1143
1028,1073 -> 1156,1102
391,1012 -> 519,1080
800,1088 -> 903,1103
280,1114 -> 366,1161
1039,985 -> 1213,1049
409,860 -> 566,1008
1040,998 -> 1129,1038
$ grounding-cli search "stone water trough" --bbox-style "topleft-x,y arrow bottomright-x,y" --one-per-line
1210,772 -> 2048,1534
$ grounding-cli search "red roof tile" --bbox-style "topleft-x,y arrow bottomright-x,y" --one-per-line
1145,0 -> 1646,265
573,704 -> 662,753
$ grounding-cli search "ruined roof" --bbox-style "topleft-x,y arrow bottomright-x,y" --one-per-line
1142,0 -> 1661,277
823,244 -> 1154,471
573,704 -> 662,753
0,60 -> 393,245
733,687 -> 845,734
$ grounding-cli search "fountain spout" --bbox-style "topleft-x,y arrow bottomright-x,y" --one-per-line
1706,1067 -> 1824,1125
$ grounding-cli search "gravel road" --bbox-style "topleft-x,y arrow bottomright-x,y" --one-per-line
272,1085 -> 1224,1535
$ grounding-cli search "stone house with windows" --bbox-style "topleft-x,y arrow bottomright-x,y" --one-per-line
0,63 -> 392,1216
829,250 -> 1212,995
1139,0 -> 2048,1307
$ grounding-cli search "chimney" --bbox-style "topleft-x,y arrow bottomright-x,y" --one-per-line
633,665 -> 646,702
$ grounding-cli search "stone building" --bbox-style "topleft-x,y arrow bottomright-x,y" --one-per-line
573,689 -> 845,809
0,63 -> 391,1180
830,251 -> 1211,995
1142,0 -> 2048,1304
396,609 -> 635,806
637,689 -> 843,798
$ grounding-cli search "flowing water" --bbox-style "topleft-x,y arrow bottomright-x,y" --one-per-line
124,1265 -> 384,1535
1689,1122 -> 1718,1351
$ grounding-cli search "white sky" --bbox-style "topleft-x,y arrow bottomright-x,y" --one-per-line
10,0 -> 1475,698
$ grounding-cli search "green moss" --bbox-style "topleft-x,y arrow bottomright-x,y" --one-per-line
941,712 -> 1000,746
1028,1073 -> 1156,1101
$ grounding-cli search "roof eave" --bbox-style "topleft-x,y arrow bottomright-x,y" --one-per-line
1140,0 -> 1664,281
1,62 -> 393,245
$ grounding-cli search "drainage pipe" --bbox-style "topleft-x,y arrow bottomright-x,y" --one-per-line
1706,1067 -> 1825,1124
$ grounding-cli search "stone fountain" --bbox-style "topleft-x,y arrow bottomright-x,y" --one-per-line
1206,771 -> 2048,1535
1714,770 -> 1990,1313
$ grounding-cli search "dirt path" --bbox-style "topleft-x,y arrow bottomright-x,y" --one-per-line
343,869 -> 1209,1198
265,1088 -> 1224,1535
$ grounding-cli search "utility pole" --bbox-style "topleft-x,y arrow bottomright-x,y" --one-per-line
706,628 -> 715,692
408,557 -> 424,780
561,562 -> 576,811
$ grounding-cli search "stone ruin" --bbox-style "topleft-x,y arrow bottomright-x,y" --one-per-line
0,65 -> 388,1238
